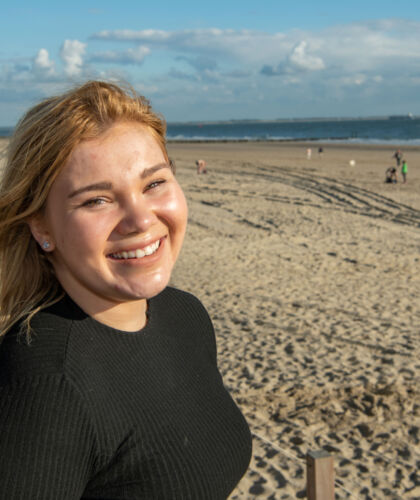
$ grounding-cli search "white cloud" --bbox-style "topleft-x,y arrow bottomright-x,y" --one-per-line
3,19 -> 420,123
176,55 -> 218,72
33,49 -> 55,76
72,22 -> 420,118
316,20 -> 420,72
91,28 -> 288,64
261,40 -> 325,75
91,22 -> 420,78
93,29 -> 171,43
90,46 -> 150,65
60,40 -> 86,77
289,41 -> 325,71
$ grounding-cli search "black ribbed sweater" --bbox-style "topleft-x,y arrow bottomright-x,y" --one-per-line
0,287 -> 251,499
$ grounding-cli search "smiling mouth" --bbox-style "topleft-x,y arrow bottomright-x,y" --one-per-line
109,239 -> 161,260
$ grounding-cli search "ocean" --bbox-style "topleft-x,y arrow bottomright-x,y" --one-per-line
2,116 -> 420,144
166,117 -> 420,144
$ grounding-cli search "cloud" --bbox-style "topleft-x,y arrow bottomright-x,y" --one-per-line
168,68 -> 198,82
176,55 -> 218,72
261,40 -> 325,76
289,41 -> 325,71
91,23 -> 420,79
260,65 -> 278,76
313,20 -> 420,73
33,49 -> 55,76
90,46 -> 150,65
91,28 -> 288,64
93,29 -> 171,43
223,69 -> 252,79
3,19 -> 420,124
60,40 -> 86,76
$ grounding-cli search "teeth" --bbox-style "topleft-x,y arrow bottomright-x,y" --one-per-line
111,240 -> 160,260
136,248 -> 145,258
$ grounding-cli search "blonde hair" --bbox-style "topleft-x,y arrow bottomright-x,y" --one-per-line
0,80 -> 168,340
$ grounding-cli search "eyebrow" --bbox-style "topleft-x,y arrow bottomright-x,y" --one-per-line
67,163 -> 171,199
141,163 -> 171,179
68,182 -> 113,199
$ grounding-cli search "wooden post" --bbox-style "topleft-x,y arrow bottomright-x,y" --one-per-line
306,450 -> 335,500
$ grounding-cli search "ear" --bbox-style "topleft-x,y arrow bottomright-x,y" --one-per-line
27,213 -> 55,252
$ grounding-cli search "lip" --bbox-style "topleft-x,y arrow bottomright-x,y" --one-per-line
107,236 -> 165,256
107,236 -> 166,264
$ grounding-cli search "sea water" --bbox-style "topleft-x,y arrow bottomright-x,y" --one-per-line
2,117 -> 420,144
166,117 -> 420,144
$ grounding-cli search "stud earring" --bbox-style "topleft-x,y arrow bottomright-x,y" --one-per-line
42,241 -> 50,250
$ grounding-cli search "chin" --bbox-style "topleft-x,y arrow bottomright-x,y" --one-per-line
127,272 -> 171,300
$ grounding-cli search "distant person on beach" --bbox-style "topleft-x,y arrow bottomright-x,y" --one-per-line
306,147 -> 312,160
0,81 -> 251,498
196,158 -> 207,174
385,166 -> 398,183
401,160 -> 408,183
318,147 -> 323,156
393,149 -> 402,167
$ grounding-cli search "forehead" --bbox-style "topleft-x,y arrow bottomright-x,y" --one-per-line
75,122 -> 164,163
59,123 -> 166,184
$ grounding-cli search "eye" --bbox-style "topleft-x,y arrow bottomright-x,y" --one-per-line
145,179 -> 166,191
81,197 -> 108,208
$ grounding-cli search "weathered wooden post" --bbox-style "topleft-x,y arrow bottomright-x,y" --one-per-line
306,450 -> 335,500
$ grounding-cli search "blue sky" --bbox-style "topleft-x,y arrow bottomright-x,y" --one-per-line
1,0 -> 420,125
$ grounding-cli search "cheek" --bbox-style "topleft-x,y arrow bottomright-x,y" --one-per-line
54,213 -> 111,253
157,187 -> 188,231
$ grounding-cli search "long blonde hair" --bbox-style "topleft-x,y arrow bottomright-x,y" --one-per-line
0,81 -> 168,340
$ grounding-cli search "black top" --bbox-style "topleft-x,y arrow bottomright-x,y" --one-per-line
0,287 -> 251,499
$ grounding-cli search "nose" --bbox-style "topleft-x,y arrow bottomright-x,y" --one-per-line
115,196 -> 158,236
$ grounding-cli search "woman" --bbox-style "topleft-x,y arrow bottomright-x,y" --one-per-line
0,81 -> 252,499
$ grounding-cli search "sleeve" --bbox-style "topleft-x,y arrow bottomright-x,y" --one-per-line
0,374 -> 97,500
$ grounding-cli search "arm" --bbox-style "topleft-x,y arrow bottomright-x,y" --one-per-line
0,375 -> 97,500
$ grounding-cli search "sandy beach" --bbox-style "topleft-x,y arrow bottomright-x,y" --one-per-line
166,141 -> 420,499
1,139 -> 419,498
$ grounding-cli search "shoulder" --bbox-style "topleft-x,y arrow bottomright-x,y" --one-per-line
151,286 -> 212,323
155,286 -> 205,306
150,287 -> 217,360
0,299 -> 75,384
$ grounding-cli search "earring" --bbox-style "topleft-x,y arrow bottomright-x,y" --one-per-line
42,241 -> 50,250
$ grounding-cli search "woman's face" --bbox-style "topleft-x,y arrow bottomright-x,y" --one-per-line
32,122 -> 187,312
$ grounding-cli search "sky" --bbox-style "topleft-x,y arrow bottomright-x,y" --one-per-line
1,0 -> 420,125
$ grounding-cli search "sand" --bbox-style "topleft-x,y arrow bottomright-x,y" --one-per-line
166,141 -> 420,499
1,138 -> 419,498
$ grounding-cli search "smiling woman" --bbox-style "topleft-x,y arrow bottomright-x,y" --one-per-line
29,122 -> 188,332
0,81 -> 251,499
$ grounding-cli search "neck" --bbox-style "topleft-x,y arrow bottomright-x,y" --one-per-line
91,300 -> 148,332
64,287 -> 148,332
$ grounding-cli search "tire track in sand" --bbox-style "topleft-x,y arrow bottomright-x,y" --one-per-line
195,163 -> 420,230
